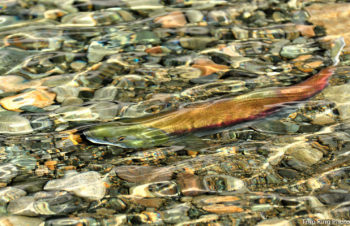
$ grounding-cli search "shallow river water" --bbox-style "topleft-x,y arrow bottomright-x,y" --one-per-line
1,0 -> 350,225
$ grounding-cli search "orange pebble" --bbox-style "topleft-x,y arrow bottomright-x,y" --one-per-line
44,161 -> 57,170
203,204 -> 244,214
296,24 -> 316,37
145,46 -> 163,54
154,11 -> 187,28
192,58 -> 229,76
63,166 -> 76,171
0,89 -> 56,112
187,150 -> 198,157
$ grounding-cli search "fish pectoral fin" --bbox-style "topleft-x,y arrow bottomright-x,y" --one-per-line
84,134 -> 125,147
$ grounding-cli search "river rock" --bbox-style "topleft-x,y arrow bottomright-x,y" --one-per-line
175,214 -> 219,226
306,3 -> 350,53
177,172 -> 207,196
130,181 -> 179,198
0,187 -> 26,205
44,171 -> 106,200
286,142 -> 323,166
0,75 -> 42,93
162,203 -> 191,224
0,216 -> 43,226
0,115 -> 33,134
0,89 -> 56,112
7,196 -> 37,216
154,11 -> 187,28
0,163 -> 18,184
324,84 -> 350,120
257,218 -> 293,226
45,217 -> 99,226
202,175 -> 247,192
193,195 -> 244,213
115,165 -> 173,184
311,110 -> 337,125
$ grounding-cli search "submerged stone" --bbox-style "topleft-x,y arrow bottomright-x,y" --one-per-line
115,165 -> 173,184
0,163 -> 18,184
324,83 -> 350,120
0,115 -> 33,134
154,11 -> 187,28
0,216 -> 43,226
0,187 -> 26,205
44,171 -> 106,200
0,89 -> 56,112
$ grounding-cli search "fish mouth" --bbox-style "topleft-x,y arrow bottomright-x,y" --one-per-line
83,130 -> 128,148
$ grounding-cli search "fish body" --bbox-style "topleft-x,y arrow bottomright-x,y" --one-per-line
84,67 -> 334,148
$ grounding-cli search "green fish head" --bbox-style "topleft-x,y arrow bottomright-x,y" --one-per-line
84,124 -> 169,149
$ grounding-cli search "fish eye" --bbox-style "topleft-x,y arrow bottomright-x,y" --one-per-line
118,136 -> 125,141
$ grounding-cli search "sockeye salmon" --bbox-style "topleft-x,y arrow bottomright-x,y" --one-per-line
84,67 -> 335,148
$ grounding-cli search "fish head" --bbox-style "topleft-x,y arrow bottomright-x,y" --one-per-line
84,124 -> 169,149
